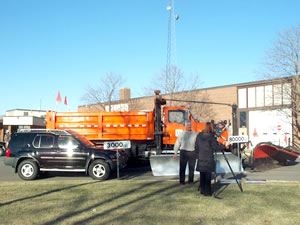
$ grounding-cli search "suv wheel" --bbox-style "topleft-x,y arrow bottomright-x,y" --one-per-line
89,160 -> 110,180
18,160 -> 39,180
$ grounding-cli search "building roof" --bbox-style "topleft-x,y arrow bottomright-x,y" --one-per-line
78,76 -> 294,108
6,109 -> 47,113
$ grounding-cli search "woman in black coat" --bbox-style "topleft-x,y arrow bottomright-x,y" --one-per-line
195,122 -> 225,196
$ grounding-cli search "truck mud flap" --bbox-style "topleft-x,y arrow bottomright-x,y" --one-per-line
150,153 -> 243,176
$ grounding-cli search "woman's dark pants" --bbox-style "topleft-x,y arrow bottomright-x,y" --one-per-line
200,172 -> 212,196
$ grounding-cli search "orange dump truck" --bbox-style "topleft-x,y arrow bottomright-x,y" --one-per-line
46,92 -> 231,159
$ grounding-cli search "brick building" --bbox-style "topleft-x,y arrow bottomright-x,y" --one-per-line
78,84 -> 237,123
78,77 -> 298,148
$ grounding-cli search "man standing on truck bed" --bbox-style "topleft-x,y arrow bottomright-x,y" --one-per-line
173,121 -> 197,184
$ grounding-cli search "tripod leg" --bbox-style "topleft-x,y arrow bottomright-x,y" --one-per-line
222,151 -> 243,192
213,151 -> 217,197
213,171 -> 217,197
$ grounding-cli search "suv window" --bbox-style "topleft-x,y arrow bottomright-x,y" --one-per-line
33,135 -> 55,148
68,130 -> 94,147
58,136 -> 79,149
10,133 -> 33,148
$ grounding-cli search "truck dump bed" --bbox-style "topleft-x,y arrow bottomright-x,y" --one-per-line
46,111 -> 155,142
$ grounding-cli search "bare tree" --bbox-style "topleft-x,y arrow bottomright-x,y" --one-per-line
81,72 -> 125,112
145,66 -> 199,98
260,24 -> 299,78
185,91 -> 216,122
145,65 -> 215,120
260,24 -> 300,147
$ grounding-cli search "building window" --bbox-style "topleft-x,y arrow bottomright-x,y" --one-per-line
105,104 -> 129,112
18,126 -> 30,130
238,88 -> 247,108
265,85 -> 273,106
239,111 -> 247,128
274,84 -> 282,105
283,83 -> 291,105
248,87 -> 256,108
256,86 -> 264,107
238,82 -> 291,109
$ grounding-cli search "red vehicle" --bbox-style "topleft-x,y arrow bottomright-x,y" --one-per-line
253,142 -> 300,167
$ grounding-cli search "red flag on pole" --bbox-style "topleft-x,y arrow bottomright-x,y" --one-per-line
56,91 -> 62,104
64,96 -> 68,105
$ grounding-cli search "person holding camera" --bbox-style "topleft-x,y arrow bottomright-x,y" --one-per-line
195,122 -> 228,196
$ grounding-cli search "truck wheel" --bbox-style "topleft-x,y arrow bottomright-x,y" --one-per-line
18,160 -> 39,180
89,160 -> 110,181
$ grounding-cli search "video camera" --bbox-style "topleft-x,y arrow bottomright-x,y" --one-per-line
213,120 -> 227,138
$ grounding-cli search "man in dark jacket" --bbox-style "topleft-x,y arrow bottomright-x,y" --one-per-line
195,122 -> 227,196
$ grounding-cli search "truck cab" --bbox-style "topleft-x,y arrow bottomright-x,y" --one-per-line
162,107 -> 205,146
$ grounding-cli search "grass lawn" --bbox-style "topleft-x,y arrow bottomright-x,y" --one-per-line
0,180 -> 300,225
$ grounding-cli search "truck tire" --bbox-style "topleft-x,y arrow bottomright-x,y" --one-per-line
88,160 -> 110,180
18,159 -> 39,180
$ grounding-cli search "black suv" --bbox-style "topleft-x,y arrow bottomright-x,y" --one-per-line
4,129 -> 128,181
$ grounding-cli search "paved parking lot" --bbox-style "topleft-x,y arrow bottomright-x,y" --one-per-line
244,157 -> 300,181
1,156 -> 300,182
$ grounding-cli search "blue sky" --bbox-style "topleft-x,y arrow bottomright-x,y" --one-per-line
1,0 -> 300,116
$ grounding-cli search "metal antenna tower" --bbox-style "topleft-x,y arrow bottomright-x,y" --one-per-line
166,0 -> 179,77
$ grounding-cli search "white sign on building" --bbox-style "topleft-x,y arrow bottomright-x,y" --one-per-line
249,109 -> 292,147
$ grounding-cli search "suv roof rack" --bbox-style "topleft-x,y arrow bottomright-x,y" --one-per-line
17,129 -> 71,135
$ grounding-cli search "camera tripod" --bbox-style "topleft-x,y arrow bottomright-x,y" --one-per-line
213,148 -> 243,196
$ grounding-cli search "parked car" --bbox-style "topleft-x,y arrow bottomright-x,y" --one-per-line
4,129 -> 128,180
0,142 -> 5,156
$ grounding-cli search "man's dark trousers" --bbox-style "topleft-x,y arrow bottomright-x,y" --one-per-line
179,150 -> 196,184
